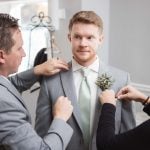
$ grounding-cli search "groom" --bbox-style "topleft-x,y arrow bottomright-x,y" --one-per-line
35,11 -> 136,150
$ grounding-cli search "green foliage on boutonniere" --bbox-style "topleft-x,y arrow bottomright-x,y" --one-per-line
95,73 -> 115,91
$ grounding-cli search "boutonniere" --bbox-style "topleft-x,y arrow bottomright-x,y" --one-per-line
95,73 -> 115,91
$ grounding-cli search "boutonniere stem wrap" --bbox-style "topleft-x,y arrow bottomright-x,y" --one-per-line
96,73 -> 115,91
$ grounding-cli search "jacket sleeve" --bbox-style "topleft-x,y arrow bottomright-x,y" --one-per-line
0,84 -> 73,150
8,69 -> 39,93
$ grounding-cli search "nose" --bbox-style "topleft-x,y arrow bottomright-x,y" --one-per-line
22,48 -> 26,57
80,38 -> 88,47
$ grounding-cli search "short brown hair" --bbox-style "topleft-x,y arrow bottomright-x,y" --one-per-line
69,11 -> 103,34
0,13 -> 19,53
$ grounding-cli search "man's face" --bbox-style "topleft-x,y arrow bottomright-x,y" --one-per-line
3,29 -> 26,75
68,23 -> 103,66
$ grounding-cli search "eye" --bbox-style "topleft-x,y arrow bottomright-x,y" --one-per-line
74,34 -> 81,39
87,36 -> 94,40
18,47 -> 23,51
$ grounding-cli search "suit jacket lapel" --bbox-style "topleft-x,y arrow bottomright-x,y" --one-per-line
60,63 -> 83,132
91,61 -> 106,137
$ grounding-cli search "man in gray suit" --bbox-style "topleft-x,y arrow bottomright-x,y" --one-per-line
35,11 -> 136,150
0,13 -> 73,150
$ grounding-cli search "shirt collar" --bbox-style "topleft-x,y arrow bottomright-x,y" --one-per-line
72,55 -> 99,73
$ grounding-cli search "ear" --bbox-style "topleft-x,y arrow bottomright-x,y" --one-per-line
98,34 -> 104,47
99,34 -> 104,43
68,33 -> 71,42
0,50 -> 6,64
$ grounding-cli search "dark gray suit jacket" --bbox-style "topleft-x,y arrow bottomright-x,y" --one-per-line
0,69 -> 73,150
35,62 -> 136,150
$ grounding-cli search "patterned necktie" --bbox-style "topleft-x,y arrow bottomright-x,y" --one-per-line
78,68 -> 91,148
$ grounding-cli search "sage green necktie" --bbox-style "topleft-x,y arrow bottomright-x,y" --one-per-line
78,68 -> 91,148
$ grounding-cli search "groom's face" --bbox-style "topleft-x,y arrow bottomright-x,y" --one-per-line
68,23 -> 103,66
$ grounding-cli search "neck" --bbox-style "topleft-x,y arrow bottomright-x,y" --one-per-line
0,70 -> 9,78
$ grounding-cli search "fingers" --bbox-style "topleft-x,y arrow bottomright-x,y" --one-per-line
36,58 -> 69,76
117,93 -> 130,100
116,86 -> 129,97
116,85 -> 133,100
53,96 -> 73,122
52,59 -> 69,70
56,59 -> 68,66
49,69 -> 61,75
99,90 -> 115,100
116,85 -> 147,103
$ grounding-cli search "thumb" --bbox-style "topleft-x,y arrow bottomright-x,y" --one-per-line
117,93 -> 129,100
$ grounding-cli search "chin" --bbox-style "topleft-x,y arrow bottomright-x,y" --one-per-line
14,69 -> 19,74
80,57 -> 90,62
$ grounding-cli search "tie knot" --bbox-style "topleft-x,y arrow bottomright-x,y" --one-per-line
81,68 -> 90,77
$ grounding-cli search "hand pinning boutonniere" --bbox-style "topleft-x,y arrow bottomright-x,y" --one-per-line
95,73 -> 115,91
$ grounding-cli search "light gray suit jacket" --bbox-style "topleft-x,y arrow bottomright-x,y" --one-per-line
35,62 -> 136,150
0,69 -> 73,150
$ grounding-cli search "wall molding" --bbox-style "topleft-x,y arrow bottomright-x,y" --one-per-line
131,82 -> 150,95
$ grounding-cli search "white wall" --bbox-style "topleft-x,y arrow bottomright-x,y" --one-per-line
109,0 -> 150,85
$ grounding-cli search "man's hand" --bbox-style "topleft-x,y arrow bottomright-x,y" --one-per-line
53,96 -> 73,122
34,58 -> 69,76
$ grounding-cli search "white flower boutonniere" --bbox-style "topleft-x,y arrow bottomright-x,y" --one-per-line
95,73 -> 115,91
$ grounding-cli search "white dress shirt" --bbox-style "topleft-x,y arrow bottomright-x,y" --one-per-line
72,56 -> 99,134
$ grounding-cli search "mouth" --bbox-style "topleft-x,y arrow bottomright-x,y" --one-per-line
77,51 -> 88,56
77,49 -> 90,53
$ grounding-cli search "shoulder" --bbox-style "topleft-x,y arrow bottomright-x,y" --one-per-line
109,65 -> 130,85
108,65 -> 129,77
100,61 -> 129,76
100,63 -> 130,87
43,61 -> 73,82
0,78 -> 11,96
